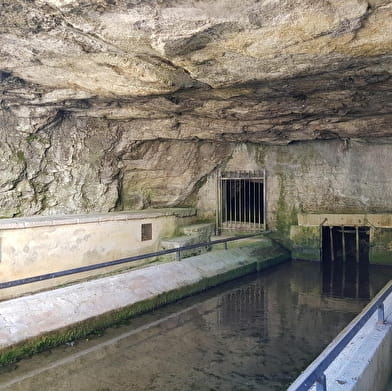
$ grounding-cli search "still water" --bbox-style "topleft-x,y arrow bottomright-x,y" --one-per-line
1,260 -> 392,391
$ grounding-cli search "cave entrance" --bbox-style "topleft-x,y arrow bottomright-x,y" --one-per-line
217,170 -> 266,233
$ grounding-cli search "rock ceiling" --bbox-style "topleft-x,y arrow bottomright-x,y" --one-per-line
1,0 -> 391,144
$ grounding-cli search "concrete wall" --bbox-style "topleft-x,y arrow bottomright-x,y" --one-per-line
0,208 -> 195,300
197,140 -> 392,262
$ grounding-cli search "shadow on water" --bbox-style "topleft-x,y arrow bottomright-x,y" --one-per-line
0,258 -> 392,391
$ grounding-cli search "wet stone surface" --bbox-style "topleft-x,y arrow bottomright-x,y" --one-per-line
1,260 -> 392,391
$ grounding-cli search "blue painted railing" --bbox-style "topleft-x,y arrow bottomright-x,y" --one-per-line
0,233 -> 262,289
288,280 -> 392,391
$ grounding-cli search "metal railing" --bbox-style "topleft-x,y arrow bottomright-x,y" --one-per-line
288,280 -> 392,391
0,233 -> 262,290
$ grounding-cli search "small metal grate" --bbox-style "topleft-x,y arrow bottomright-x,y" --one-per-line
217,170 -> 266,232
141,223 -> 152,241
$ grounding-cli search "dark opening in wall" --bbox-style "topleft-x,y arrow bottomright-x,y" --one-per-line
321,226 -> 370,299
218,170 -> 266,232
141,223 -> 152,241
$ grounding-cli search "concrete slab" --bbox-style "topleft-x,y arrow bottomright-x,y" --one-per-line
292,285 -> 392,391
0,238 -> 289,365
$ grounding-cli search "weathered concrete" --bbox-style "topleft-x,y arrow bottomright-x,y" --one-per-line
288,213 -> 392,263
298,214 -> 392,228
161,222 -> 214,260
290,225 -> 321,261
0,208 -> 196,300
304,285 -> 392,391
0,237 -> 289,365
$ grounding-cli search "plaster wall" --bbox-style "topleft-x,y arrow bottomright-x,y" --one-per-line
0,209 -> 195,300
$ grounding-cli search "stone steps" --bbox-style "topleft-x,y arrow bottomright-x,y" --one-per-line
160,223 -> 214,260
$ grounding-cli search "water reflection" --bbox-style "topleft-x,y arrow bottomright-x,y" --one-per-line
1,261 -> 392,391
321,258 -> 371,299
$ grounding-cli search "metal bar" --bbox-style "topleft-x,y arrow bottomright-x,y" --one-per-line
234,179 -> 237,225
263,169 -> 267,230
220,177 -> 264,180
0,233 -> 263,290
355,226 -> 359,263
176,250 -> 181,262
229,179 -> 232,228
377,303 -> 385,324
216,171 -> 221,234
258,179 -> 261,227
239,178 -> 242,224
342,226 -> 346,262
287,280 -> 392,391
253,179 -> 256,228
316,374 -> 327,391
248,175 -> 251,225
329,227 -> 334,261
224,242 -> 228,250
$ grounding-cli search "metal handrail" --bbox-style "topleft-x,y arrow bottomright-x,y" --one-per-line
288,280 -> 392,391
0,233 -> 262,290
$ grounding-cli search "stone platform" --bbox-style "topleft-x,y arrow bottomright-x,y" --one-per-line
0,237 -> 289,365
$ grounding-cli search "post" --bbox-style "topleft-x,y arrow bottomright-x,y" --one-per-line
224,241 -> 228,250
216,170 -> 220,235
342,226 -> 346,262
176,250 -> 181,262
316,373 -> 327,391
263,169 -> 267,231
355,226 -> 359,263
329,226 -> 334,261
377,303 -> 385,324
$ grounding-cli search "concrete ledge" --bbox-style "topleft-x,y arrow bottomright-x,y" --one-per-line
0,208 -> 196,230
0,238 -> 289,365
306,286 -> 392,391
0,208 -> 196,300
298,213 -> 392,228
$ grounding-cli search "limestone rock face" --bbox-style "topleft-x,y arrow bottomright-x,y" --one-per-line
0,0 -> 391,216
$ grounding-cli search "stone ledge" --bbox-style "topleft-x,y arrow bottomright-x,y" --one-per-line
298,214 -> 392,228
0,238 -> 289,365
0,208 -> 196,230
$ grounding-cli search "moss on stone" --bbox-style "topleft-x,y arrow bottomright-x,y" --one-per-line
16,150 -> 25,163
276,174 -> 298,246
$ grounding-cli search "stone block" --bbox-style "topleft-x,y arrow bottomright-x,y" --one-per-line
290,225 -> 321,261
369,228 -> 392,265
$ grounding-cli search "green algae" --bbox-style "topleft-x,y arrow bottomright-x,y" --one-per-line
0,251 -> 289,367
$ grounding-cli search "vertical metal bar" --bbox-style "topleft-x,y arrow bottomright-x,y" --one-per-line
248,174 -> 251,226
263,168 -> 266,230
258,178 -> 261,229
253,178 -> 256,229
176,250 -> 181,262
234,178 -> 237,227
378,303 -> 385,324
356,226 -> 360,263
216,171 -> 220,235
316,373 -> 327,391
229,179 -> 232,228
329,226 -> 334,261
239,177 -> 242,226
224,241 -> 228,250
342,226 -> 346,262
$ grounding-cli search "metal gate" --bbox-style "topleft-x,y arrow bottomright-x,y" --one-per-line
216,170 -> 266,232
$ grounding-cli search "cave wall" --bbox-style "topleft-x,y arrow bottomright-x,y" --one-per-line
197,139 -> 392,239
0,112 -> 234,217
3,104 -> 392,234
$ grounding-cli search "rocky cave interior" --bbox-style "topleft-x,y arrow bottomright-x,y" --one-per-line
1,0 -> 391,246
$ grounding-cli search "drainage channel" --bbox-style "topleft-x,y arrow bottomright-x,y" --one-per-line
1,261 -> 392,391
